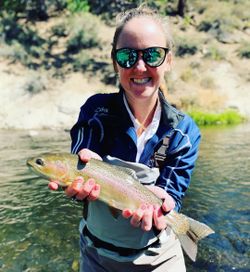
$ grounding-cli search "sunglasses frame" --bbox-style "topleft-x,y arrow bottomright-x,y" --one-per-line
114,46 -> 170,69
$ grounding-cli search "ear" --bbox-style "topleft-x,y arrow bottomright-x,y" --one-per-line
164,51 -> 173,72
112,58 -> 119,73
111,50 -> 119,73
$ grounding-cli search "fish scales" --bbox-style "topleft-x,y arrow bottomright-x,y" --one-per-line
82,158 -> 162,210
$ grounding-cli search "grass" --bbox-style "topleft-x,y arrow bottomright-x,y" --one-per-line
188,109 -> 246,126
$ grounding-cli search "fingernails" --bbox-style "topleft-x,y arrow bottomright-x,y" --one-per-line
76,177 -> 83,182
48,182 -> 58,190
88,179 -> 95,186
153,204 -> 160,210
72,180 -> 82,191
122,210 -> 132,218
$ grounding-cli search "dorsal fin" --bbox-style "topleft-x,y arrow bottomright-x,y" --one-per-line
115,166 -> 138,180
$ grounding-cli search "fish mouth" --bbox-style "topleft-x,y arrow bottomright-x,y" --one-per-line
26,158 -> 37,172
26,158 -> 48,179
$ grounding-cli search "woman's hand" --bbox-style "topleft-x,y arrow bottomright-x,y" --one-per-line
48,149 -> 102,201
122,186 -> 175,231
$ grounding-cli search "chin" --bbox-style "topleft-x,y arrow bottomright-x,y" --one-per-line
132,86 -> 158,99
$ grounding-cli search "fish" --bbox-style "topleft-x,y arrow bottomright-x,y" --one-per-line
26,152 -> 214,261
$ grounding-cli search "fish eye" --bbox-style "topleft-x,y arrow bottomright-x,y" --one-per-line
35,158 -> 44,166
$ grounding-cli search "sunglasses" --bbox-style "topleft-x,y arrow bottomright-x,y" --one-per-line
114,47 -> 169,69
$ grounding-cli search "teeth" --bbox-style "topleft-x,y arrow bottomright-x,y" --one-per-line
133,78 -> 150,84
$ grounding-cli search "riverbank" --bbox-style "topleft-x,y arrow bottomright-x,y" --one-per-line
0,2 -> 249,130
1,56 -> 249,130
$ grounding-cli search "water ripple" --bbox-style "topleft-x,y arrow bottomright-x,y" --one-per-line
0,125 -> 250,271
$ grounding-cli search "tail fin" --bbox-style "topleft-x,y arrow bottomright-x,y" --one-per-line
167,212 -> 215,261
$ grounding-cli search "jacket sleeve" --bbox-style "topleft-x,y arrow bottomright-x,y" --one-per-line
155,116 -> 201,211
70,98 -> 104,155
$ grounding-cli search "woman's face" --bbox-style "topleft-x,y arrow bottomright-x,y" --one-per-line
114,17 -> 172,103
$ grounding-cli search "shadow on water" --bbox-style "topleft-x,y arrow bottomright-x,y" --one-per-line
0,125 -> 249,271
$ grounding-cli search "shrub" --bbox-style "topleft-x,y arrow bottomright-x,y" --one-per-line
72,51 -> 93,71
51,24 -> 68,37
24,74 -> 47,94
200,77 -> 216,90
180,68 -> 195,82
188,109 -> 245,126
0,12 -> 23,44
237,43 -> 250,59
66,0 -> 89,13
203,46 -> 226,61
66,13 -> 100,53
175,39 -> 199,57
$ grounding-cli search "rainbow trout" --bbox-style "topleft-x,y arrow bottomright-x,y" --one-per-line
27,152 -> 214,261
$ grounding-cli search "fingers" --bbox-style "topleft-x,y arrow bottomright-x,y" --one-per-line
146,185 -> 175,213
86,182 -> 100,201
122,203 -> 169,231
64,177 -> 100,201
48,181 -> 59,190
122,209 -> 133,218
141,205 -> 154,231
65,177 -> 83,197
122,204 -> 154,231
130,204 -> 147,228
122,186 -> 176,231
153,205 -> 167,230
161,194 -> 175,213
78,149 -> 102,163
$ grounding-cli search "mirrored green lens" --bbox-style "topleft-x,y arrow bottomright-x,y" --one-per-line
144,48 -> 166,66
115,49 -> 137,68
115,47 -> 168,68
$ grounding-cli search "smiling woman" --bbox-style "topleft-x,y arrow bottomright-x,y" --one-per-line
111,13 -> 173,109
48,4 -> 202,272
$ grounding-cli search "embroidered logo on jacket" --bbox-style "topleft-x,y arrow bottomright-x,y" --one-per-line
95,107 -> 109,113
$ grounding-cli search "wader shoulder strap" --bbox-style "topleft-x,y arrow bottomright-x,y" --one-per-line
154,137 -> 170,169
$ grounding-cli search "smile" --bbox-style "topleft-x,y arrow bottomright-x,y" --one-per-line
132,78 -> 151,85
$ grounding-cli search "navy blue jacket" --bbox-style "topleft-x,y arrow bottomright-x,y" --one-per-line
70,89 -> 201,211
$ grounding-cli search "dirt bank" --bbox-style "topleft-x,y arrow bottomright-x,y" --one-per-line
1,56 -> 249,131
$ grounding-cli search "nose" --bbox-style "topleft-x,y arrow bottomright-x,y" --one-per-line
134,56 -> 147,72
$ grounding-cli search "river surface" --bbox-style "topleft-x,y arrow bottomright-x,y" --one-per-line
0,124 -> 249,272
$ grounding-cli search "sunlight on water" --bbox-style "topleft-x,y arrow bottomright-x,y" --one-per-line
0,125 -> 249,271
0,130 -> 82,272
184,124 -> 250,271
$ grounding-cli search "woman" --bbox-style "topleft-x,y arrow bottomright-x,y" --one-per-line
49,5 -> 200,272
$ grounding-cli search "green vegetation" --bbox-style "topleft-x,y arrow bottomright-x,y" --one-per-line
0,1 -> 248,71
0,0 -> 249,125
188,109 -> 246,126
237,43 -> 250,59
24,73 -> 47,94
66,14 -> 100,53
67,0 -> 89,13
0,11 -> 103,74
175,39 -> 199,57
203,46 -> 226,61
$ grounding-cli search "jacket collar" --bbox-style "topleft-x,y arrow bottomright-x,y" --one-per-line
158,90 -> 184,129
117,86 -> 184,130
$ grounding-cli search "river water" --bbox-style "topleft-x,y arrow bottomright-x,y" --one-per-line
0,124 -> 249,272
